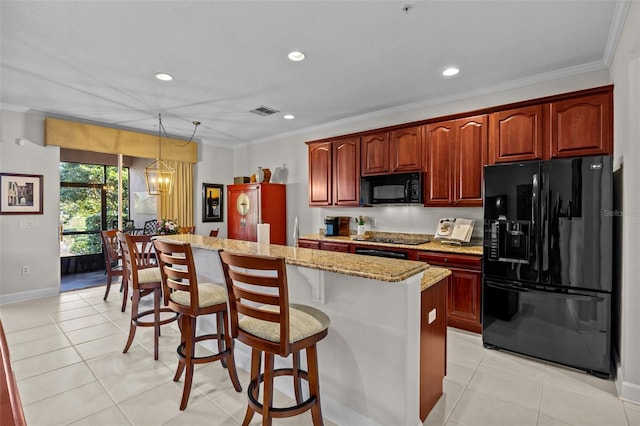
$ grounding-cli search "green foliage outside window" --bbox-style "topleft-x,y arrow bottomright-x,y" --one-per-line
60,162 -> 129,255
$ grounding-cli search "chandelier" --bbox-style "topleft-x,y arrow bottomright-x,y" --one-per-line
145,113 -> 200,195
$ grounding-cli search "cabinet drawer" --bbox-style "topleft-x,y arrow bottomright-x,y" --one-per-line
416,252 -> 481,270
320,241 -> 350,252
297,239 -> 320,249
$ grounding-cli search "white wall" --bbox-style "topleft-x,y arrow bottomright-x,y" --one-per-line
609,0 -> 640,405
0,110 -> 60,303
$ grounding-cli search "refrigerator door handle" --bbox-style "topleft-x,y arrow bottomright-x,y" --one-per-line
486,281 -> 529,293
531,173 -> 538,270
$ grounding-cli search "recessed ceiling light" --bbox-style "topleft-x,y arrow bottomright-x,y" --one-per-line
155,72 -> 173,81
284,114 -> 295,120
442,67 -> 459,77
287,51 -> 306,62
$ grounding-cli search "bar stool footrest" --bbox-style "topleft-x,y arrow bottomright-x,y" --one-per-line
247,368 -> 317,419
176,334 -> 230,365
132,308 -> 179,327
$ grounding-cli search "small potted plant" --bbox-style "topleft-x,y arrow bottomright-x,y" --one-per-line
356,215 -> 366,236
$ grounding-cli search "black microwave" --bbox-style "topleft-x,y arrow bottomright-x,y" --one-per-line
360,172 -> 423,205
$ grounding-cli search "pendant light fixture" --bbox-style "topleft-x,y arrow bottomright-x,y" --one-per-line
145,113 -> 200,195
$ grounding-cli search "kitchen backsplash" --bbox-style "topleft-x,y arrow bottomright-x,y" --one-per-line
317,206 -> 484,238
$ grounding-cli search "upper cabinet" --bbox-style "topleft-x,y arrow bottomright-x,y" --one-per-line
307,85 -> 612,207
424,115 -> 487,207
361,125 -> 422,176
308,141 -> 332,206
550,91 -> 612,158
489,105 -> 545,164
307,137 -> 360,207
361,131 -> 389,175
490,86 -> 613,163
390,125 -> 422,173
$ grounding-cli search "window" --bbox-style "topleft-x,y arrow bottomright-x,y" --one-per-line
60,162 -> 129,258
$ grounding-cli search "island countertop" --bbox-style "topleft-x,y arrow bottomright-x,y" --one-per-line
157,234 -> 450,291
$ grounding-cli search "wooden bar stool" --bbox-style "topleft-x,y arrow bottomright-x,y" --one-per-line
153,239 -> 242,410
117,232 -> 179,360
100,229 -> 124,302
219,252 -> 330,426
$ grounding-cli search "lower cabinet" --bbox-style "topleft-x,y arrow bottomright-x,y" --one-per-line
416,252 -> 482,333
420,277 -> 447,421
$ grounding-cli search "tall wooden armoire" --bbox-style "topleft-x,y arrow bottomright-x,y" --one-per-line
227,183 -> 287,245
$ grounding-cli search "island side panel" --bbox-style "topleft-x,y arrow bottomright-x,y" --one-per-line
420,275 -> 448,421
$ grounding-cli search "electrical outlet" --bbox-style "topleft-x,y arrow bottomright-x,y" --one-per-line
370,218 -> 378,228
22,265 -> 30,275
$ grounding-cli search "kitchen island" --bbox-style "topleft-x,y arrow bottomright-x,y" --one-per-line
158,234 -> 450,426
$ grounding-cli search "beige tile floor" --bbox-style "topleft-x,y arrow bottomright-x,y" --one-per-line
1,285 -> 638,426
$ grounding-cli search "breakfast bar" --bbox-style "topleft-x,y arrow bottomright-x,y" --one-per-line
158,234 -> 450,426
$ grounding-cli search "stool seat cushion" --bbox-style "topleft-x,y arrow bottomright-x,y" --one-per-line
170,282 -> 227,308
137,267 -> 161,283
239,303 -> 330,343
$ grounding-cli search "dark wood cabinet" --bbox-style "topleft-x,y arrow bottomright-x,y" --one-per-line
307,137 -> 360,207
416,252 -> 482,333
455,115 -> 487,206
227,183 -> 287,245
361,125 -> 422,176
420,277 -> 447,421
361,131 -> 389,175
424,121 -> 455,206
390,125 -> 422,173
424,115 -> 486,207
489,105 -> 545,164
308,142 -> 332,206
333,136 -> 361,206
550,91 -> 612,158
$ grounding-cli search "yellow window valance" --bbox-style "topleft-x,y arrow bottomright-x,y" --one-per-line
45,117 -> 198,163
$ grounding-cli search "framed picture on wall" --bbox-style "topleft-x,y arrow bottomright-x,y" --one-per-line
0,173 -> 44,214
202,183 -> 224,222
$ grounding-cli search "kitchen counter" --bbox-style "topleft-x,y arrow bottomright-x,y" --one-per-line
157,234 -> 449,425
300,233 -> 484,256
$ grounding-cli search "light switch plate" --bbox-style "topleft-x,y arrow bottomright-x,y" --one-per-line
428,308 -> 436,324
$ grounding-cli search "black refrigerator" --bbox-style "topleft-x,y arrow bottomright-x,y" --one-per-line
482,155 -> 613,378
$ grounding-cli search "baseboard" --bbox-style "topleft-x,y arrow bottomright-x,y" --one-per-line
616,364 -> 640,405
0,287 -> 59,305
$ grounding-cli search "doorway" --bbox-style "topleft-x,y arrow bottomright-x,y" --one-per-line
60,161 -> 129,291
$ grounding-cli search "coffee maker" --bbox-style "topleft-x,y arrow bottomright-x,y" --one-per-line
324,216 -> 351,236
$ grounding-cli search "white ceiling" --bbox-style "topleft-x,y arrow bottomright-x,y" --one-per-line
0,1 -> 629,148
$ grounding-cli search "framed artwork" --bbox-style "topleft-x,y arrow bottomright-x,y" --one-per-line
0,173 -> 43,215
202,183 -> 223,222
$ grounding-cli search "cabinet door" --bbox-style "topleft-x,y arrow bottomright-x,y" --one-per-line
455,115 -> 487,206
551,92 -> 612,158
227,185 -> 258,242
390,125 -> 422,172
308,142 -> 332,206
297,239 -> 320,249
490,105 -> 545,164
424,121 -> 454,206
361,132 -> 389,175
333,136 -> 361,206
447,268 -> 482,333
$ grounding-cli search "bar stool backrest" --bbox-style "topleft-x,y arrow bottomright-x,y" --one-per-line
153,240 -> 201,315
219,252 -> 291,357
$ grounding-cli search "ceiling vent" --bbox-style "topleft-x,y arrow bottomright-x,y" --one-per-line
250,106 -> 280,116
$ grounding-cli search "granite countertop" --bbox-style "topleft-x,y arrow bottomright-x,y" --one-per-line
157,234 -> 449,291
299,233 -> 484,256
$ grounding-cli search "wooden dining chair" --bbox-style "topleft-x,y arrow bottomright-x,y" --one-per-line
178,226 -> 196,234
219,251 -> 330,426
209,228 -> 220,237
100,229 -> 125,302
117,232 -> 179,360
153,239 -> 242,410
